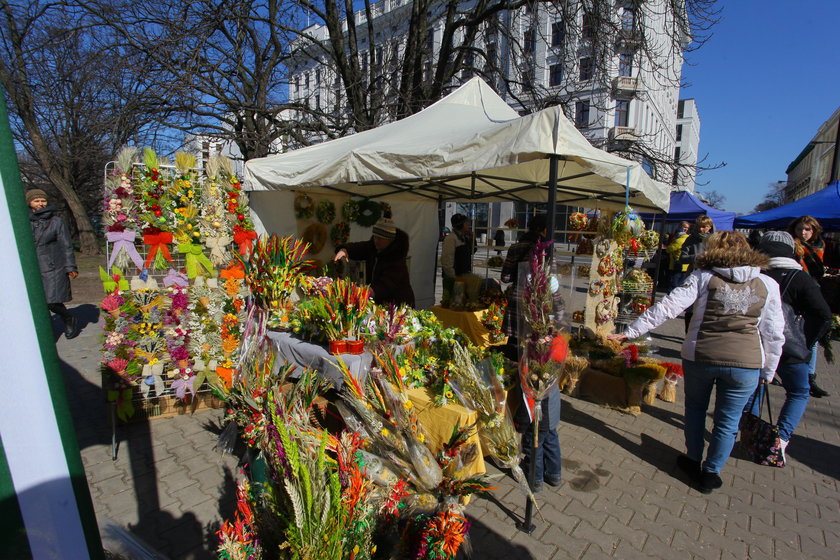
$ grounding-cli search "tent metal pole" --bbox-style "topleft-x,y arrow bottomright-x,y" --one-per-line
520,154 -> 559,535
546,155 -> 559,250
626,165 -> 631,207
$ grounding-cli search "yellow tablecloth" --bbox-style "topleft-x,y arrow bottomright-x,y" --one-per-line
407,387 -> 486,479
429,305 -> 507,347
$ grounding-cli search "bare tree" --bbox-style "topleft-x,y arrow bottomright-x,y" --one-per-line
0,1 -> 165,253
287,0 -> 722,183
80,0 -> 301,161
697,188 -> 725,209
753,180 -> 786,212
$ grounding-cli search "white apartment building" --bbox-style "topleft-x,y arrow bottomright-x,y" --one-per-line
288,0 -> 700,192
786,106 -> 840,201
673,98 -> 700,192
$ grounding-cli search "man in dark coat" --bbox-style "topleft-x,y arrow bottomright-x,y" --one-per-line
27,189 -> 80,339
334,219 -> 415,308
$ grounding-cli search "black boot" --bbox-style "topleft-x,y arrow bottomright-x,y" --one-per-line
809,374 -> 829,398
63,313 -> 80,340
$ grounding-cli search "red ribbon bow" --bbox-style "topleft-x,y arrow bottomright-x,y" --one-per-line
233,227 -> 257,255
143,231 -> 174,268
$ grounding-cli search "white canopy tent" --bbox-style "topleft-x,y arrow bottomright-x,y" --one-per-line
244,77 -> 670,308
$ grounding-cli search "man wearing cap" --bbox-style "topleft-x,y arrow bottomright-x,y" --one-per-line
440,213 -> 475,292
334,218 -> 415,307
27,189 -> 80,339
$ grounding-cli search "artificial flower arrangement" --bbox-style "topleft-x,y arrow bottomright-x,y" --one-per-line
238,234 -> 315,329
287,277 -> 372,354
657,362 -> 684,403
480,300 -> 508,343
519,239 -> 567,404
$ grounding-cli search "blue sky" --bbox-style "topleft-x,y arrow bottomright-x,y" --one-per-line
681,1 -> 840,214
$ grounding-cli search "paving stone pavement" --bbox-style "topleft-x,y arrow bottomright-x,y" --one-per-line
57,257 -> 839,559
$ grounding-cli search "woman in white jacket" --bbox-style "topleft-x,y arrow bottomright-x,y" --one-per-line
611,231 -> 784,494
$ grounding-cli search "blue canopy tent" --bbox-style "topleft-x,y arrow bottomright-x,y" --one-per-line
666,190 -> 736,231
734,181 -> 840,231
641,190 -> 735,231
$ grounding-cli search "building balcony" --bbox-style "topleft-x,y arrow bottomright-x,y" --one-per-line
617,28 -> 642,47
609,126 -> 639,141
612,76 -> 640,95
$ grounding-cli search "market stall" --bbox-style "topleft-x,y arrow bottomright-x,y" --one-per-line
734,180 -> 840,230
245,77 -> 670,309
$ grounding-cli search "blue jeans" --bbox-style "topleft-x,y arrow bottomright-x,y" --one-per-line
683,360 -> 759,474
522,427 -> 561,484
808,342 -> 818,376
748,362 -> 810,441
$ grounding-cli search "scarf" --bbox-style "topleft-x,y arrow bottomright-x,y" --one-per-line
767,257 -> 802,270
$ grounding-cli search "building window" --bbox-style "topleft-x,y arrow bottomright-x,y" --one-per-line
615,99 -> 630,127
676,124 -> 683,141
315,93 -> 320,110
461,52 -> 474,80
315,69 -> 321,86
376,47 -> 383,66
486,42 -> 497,70
672,168 -> 680,185
579,57 -> 593,81
641,158 -> 653,177
575,100 -> 590,128
619,53 -> 632,77
426,28 -> 434,51
524,27 -> 536,53
294,76 -> 300,99
305,72 -> 310,89
551,21 -> 565,47
582,13 -> 596,39
361,54 -> 368,75
674,147 -> 681,162
621,8 -> 635,31
549,64 -> 563,86
522,64 -> 534,88
677,99 -> 685,118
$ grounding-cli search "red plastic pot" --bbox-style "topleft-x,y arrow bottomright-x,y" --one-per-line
346,339 -> 365,355
328,340 -> 347,355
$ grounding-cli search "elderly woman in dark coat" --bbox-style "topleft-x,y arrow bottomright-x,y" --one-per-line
27,189 -> 80,339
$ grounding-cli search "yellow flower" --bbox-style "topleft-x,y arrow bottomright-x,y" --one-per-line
380,428 -> 390,437
418,433 -> 425,443
403,400 -> 413,410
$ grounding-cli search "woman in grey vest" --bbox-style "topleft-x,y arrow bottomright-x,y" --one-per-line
610,232 -> 784,494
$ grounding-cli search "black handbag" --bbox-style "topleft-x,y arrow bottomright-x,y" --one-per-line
779,271 -> 810,362
739,385 -> 785,468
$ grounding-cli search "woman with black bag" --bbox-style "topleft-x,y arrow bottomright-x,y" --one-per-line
750,231 -> 832,462
788,215 -> 830,397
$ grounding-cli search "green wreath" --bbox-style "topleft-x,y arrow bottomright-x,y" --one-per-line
294,193 -> 314,219
342,200 -> 360,222
356,199 -> 382,227
316,200 -> 336,224
330,221 -> 351,246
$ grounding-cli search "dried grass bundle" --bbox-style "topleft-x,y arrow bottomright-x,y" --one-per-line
560,355 -> 589,396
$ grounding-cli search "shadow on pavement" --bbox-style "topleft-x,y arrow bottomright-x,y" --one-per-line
51,303 -> 100,343
561,400 -> 689,485
787,435 -> 840,480
59,354 -> 213,558
463,516 -> 536,559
